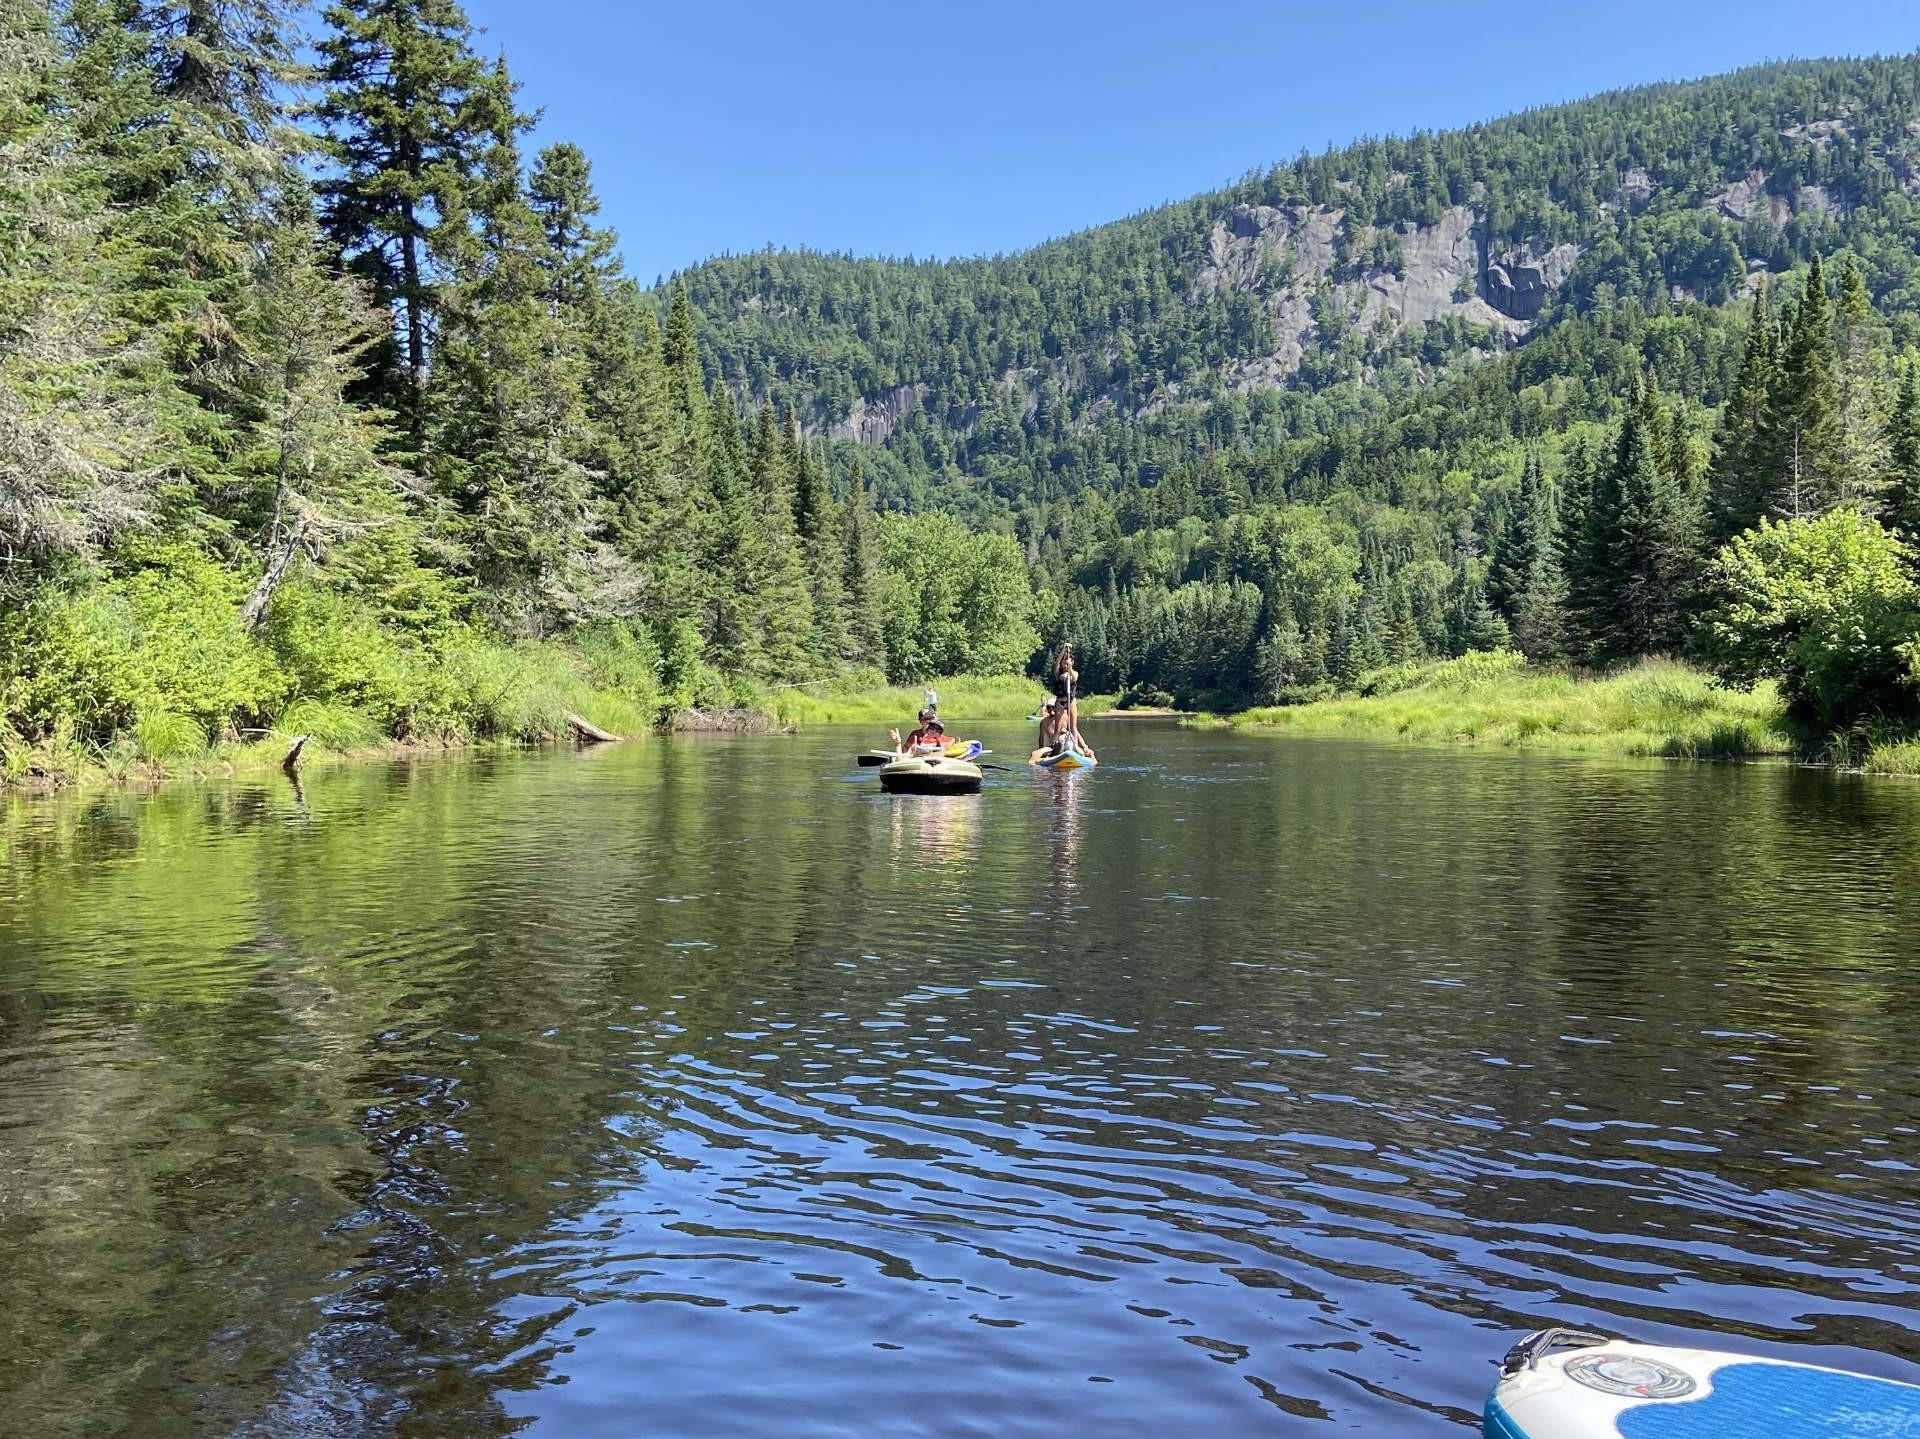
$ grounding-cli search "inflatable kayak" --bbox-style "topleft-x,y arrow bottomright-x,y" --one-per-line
878,754 -> 982,795
857,739 -> 982,769
1486,1328 -> 1920,1438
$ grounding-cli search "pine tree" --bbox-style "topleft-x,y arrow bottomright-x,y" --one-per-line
427,58 -> 602,631
0,0 -> 155,567
1761,254 -> 1844,518
528,141 -> 617,313
1501,450 -> 1567,660
748,403 -> 815,678
1832,255 -> 1886,510
314,0 -> 502,442
1568,380 -> 1695,663
842,463 -> 886,673
233,181 -> 416,629
1708,284 -> 1777,540
701,390 -> 768,675
788,421 -> 849,667
1886,360 -> 1920,539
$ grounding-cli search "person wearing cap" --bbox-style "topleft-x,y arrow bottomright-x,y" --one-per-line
890,710 -> 948,753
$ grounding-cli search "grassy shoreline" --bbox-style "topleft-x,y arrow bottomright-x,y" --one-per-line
1222,652 -> 1799,761
0,673 -> 1069,797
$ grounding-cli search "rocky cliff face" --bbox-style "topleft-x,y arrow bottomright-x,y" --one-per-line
813,112 -> 1881,435
828,383 -> 926,445
1192,201 -> 1561,380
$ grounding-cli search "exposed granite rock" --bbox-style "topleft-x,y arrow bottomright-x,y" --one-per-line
1709,170 -> 1780,223
1615,166 -> 1656,212
1483,240 -> 1581,321
828,382 -> 925,445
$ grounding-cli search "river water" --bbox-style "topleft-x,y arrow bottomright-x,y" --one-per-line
2,723 -> 1918,1436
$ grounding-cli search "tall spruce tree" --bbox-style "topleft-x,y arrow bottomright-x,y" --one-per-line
1761,254 -> 1844,518
314,0 -> 502,442
1503,450 -> 1567,660
1568,380 -> 1696,663
1832,255 -> 1886,510
1,0 -> 158,567
1708,284 -> 1777,540
235,181 -> 413,629
428,58 -> 603,631
528,141 -> 617,313
1886,361 -> 1920,539
788,421 -> 850,666
842,464 -> 886,672
701,390 -> 769,675
748,403 -> 815,678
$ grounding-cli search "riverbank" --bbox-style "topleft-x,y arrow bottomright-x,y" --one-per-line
0,670 -> 1058,796
771,675 -> 1100,726
1224,652 -> 1796,760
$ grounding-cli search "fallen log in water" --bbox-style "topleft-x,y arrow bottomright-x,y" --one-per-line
282,734 -> 310,775
564,712 -> 623,743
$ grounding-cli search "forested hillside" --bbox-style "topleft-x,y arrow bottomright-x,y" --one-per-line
5,0 -> 1920,782
0,0 -> 1035,778
676,54 -> 1920,722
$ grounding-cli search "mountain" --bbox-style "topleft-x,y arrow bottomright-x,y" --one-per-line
9,6 -> 1920,778
673,56 -> 1920,514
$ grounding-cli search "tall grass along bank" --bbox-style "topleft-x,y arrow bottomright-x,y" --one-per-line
1226,652 -> 1792,760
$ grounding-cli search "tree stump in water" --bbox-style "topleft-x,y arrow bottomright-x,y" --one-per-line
282,734 -> 310,775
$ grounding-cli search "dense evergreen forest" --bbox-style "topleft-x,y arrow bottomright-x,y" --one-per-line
5,0 -> 1920,775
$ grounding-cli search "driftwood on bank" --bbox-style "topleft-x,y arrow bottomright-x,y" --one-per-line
564,711 -> 623,743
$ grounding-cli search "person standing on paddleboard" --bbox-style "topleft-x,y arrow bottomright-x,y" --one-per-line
1049,645 -> 1095,761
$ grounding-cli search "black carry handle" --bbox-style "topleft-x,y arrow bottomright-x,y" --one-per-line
1496,1328 -> 1616,1376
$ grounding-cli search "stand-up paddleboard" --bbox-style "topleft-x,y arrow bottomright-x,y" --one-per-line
1486,1329 -> 1920,1438
1033,747 -> 1095,771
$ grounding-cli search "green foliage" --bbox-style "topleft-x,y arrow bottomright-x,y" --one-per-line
772,673 -> 1055,725
877,513 -> 1038,682
277,697 -> 384,751
1705,509 -> 1920,728
0,547 -> 291,747
132,711 -> 208,762
1233,656 -> 1790,757
17,20 -> 1920,780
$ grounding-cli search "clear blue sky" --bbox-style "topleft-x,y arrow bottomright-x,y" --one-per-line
457,0 -> 1920,285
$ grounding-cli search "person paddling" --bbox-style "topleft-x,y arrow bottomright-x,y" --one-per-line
1048,645 -> 1095,761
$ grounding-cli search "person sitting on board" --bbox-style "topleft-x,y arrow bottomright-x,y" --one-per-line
1028,699 -> 1064,764
890,711 -> 949,754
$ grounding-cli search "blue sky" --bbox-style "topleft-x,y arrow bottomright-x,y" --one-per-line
457,0 -> 1920,284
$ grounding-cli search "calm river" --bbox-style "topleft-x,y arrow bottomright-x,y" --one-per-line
3,723 -> 1919,1436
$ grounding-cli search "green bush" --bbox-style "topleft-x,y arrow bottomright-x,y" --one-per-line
262,578 -> 438,732
278,697 -> 386,751
132,711 -> 208,762
1706,511 -> 1920,730
0,548 -> 290,746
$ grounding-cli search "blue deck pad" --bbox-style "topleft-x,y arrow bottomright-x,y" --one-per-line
1619,1364 -> 1920,1439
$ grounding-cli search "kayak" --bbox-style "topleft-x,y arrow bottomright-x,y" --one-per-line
878,754 -> 982,795
1032,746 -> 1095,772
1485,1328 -> 1920,1438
